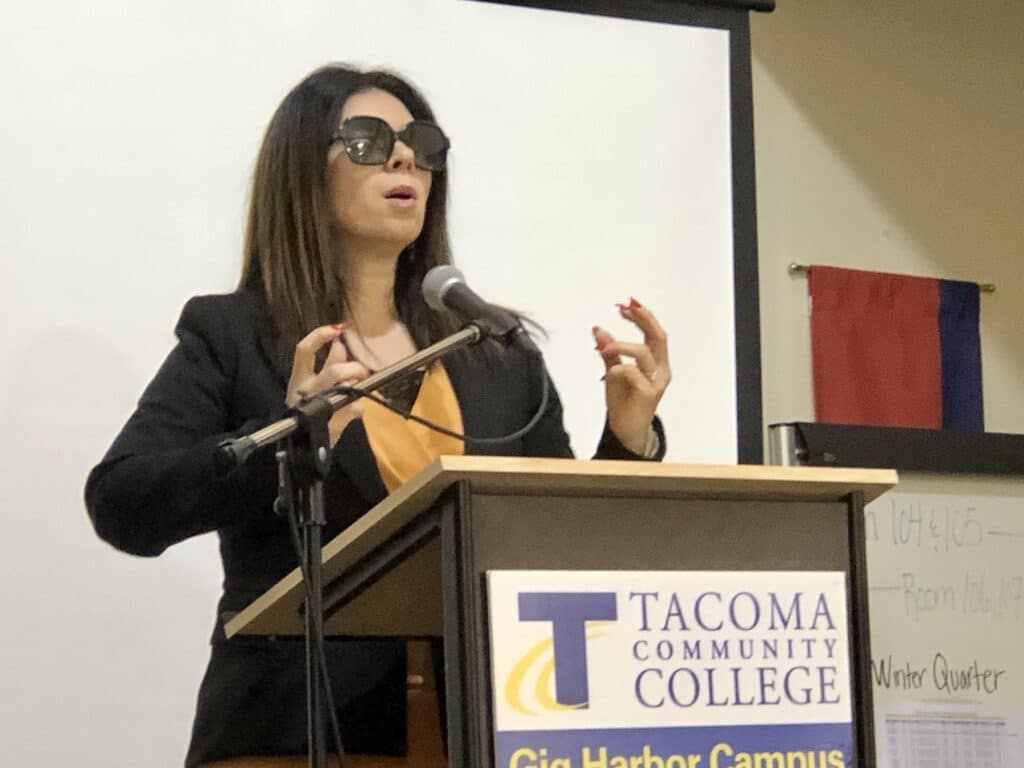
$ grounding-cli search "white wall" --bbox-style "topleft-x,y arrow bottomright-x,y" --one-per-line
752,0 -> 1024,437
752,3 -> 1024,765
0,2 -> 737,764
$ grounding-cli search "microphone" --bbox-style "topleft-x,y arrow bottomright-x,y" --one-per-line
422,265 -> 527,346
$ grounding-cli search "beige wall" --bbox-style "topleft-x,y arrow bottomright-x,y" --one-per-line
751,0 -> 1024,444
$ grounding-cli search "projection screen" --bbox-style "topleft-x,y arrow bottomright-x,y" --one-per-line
0,1 -> 761,763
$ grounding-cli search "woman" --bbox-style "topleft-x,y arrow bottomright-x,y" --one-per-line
86,64 -> 670,767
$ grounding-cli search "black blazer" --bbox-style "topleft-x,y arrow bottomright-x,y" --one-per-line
85,290 -> 663,765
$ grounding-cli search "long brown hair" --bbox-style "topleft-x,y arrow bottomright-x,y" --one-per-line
239,64 -> 465,367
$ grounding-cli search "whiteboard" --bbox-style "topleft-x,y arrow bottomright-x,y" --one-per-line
865,475 -> 1024,767
0,1 -> 739,764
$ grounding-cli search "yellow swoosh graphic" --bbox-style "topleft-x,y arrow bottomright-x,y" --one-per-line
506,628 -> 610,715
505,636 -> 553,715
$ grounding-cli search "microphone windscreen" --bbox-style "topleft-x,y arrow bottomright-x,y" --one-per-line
422,265 -> 465,312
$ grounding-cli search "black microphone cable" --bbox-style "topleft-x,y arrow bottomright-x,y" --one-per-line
277,469 -> 349,768
325,366 -> 550,448
277,360 -> 551,767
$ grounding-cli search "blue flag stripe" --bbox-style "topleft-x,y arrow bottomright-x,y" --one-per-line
938,279 -> 983,431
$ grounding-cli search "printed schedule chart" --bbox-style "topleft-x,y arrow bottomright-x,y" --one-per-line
885,715 -> 1007,767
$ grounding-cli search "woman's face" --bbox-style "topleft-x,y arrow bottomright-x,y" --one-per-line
327,88 -> 433,252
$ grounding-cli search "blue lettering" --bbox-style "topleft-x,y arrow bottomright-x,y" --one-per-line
635,668 -> 665,708
769,592 -> 804,630
706,667 -> 729,706
629,591 -> 659,631
662,592 -> 690,631
819,665 -> 840,704
668,668 -> 700,707
656,640 -> 674,661
711,639 -> 730,659
632,640 -> 649,662
757,666 -> 782,705
681,640 -> 702,660
729,591 -> 760,631
811,592 -> 837,630
731,667 -> 755,706
783,666 -> 813,705
695,592 -> 723,631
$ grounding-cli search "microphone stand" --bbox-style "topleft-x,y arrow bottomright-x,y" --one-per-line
217,324 -> 482,768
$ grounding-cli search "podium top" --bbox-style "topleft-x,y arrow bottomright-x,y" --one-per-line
225,457 -> 895,639
377,455 -> 897,504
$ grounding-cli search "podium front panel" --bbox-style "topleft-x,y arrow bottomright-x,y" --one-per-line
440,490 -> 871,768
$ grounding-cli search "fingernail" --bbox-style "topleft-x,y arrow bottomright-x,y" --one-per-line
591,325 -> 600,335
595,340 -> 607,352
331,323 -> 346,330
615,303 -> 629,312
629,297 -> 643,310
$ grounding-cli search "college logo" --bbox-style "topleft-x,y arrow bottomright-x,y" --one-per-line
505,592 -> 617,714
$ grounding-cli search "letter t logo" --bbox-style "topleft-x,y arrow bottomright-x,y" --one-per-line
517,592 -> 617,707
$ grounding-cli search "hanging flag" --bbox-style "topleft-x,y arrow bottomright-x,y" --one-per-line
808,266 -> 983,431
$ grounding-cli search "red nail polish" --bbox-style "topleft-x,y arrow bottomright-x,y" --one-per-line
629,297 -> 643,310
595,340 -> 607,352
331,323 -> 346,330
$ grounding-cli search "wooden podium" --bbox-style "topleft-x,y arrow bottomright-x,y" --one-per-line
226,457 -> 896,768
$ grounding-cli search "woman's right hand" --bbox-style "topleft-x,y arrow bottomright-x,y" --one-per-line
286,324 -> 370,447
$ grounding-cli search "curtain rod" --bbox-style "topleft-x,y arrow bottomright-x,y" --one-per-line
787,263 -> 995,293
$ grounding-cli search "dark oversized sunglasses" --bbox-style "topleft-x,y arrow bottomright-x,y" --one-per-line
331,116 -> 450,172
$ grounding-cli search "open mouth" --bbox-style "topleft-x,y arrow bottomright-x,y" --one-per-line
385,185 -> 416,201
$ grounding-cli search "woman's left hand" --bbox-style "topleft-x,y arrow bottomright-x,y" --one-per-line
594,297 -> 671,455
